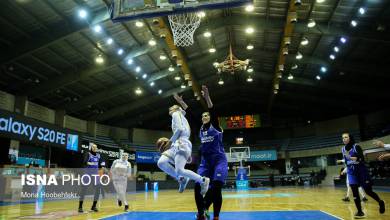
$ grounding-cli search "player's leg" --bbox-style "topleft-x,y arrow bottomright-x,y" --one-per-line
175,153 -> 203,183
211,180 -> 223,220
91,184 -> 100,212
78,184 -> 88,212
350,184 -> 365,218
204,185 -> 213,212
362,184 -> 385,214
343,175 -> 350,201
175,141 -> 210,195
119,178 -> 129,211
210,160 -> 227,220
157,154 -> 178,180
195,164 -> 211,219
113,179 -> 122,206
358,187 -> 368,202
343,186 -> 351,201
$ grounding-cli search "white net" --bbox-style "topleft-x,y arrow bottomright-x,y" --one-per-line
168,12 -> 201,47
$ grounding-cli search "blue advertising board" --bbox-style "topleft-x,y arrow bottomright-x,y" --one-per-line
136,151 -> 161,164
0,109 -> 79,151
250,150 -> 277,161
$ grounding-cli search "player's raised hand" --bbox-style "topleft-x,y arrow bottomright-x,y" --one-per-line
173,93 -> 188,110
201,85 -> 209,98
373,140 -> 385,148
173,93 -> 183,103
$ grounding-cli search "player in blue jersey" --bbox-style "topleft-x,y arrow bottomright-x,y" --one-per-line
78,143 -> 105,213
341,133 -> 385,218
174,85 -> 228,220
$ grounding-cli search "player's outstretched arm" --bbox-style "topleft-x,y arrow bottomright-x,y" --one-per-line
201,85 -> 213,108
173,93 -> 188,110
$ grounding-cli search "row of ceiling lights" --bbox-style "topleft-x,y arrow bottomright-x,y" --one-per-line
272,0 -> 330,94
289,1 -> 366,82
77,9 -> 165,96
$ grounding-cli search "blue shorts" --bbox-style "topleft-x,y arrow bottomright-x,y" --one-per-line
347,165 -> 372,188
197,157 -> 228,183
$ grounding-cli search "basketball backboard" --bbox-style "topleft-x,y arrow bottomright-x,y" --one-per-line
230,146 -> 250,162
110,0 -> 253,22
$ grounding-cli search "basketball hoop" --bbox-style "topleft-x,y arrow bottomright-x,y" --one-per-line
168,12 -> 201,47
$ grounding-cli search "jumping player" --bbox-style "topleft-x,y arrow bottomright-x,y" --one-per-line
341,133 -> 385,218
174,85 -> 228,220
156,104 -> 210,196
111,152 -> 132,212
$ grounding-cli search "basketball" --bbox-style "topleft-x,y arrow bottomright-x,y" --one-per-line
156,137 -> 170,152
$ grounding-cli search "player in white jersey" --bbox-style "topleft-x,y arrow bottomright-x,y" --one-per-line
111,152 -> 132,211
156,104 -> 210,196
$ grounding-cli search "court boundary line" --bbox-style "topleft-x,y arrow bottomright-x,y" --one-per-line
320,210 -> 344,220
99,210 -> 344,220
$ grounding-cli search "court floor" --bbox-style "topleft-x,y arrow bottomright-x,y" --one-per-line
1,186 -> 389,219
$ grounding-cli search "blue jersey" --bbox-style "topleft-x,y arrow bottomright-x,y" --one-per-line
342,144 -> 362,173
87,152 -> 100,169
342,144 -> 371,186
198,124 -> 228,182
199,124 -> 225,159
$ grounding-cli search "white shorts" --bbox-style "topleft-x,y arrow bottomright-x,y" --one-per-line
162,138 -> 192,163
346,175 -> 349,186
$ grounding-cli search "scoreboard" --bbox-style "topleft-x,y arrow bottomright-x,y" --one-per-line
219,115 -> 260,129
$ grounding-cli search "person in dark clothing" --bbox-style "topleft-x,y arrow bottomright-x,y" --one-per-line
78,143 -> 105,213
174,85 -> 227,220
341,133 -> 385,218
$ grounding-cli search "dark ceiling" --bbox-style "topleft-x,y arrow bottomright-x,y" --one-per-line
1,0 -> 389,130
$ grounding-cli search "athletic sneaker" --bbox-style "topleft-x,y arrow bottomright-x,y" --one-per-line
204,210 -> 210,220
354,211 -> 365,219
195,213 -> 206,220
379,200 -> 385,214
78,208 -> 84,213
342,197 -> 350,202
200,177 -> 210,196
362,197 -> 368,202
118,200 -> 122,207
179,176 -> 190,193
90,207 -> 98,212
124,205 -> 129,212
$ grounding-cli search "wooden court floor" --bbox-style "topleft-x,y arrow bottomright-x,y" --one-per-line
0,186 -> 389,220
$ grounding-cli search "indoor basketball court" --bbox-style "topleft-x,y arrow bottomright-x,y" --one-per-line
0,0 -> 390,220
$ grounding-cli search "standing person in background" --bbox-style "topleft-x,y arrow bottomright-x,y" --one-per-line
340,133 -> 385,218
111,152 -> 132,212
78,143 -> 105,213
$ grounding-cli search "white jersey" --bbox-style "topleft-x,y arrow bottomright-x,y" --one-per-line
163,109 -> 192,161
170,110 -> 191,142
111,159 -> 132,177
